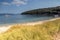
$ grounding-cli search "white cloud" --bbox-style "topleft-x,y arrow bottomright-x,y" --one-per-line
12,0 -> 27,6
2,0 -> 28,6
2,2 -> 10,5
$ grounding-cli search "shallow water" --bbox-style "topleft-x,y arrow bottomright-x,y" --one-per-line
0,14 -> 54,25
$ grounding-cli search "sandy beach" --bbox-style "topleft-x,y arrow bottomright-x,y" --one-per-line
0,17 -> 60,33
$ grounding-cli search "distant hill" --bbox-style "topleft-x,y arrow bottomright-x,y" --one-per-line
21,6 -> 60,16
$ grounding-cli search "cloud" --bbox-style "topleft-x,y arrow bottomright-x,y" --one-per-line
2,2 -> 10,5
1,0 -> 28,6
12,0 -> 27,6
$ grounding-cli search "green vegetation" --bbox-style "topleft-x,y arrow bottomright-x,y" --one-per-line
21,6 -> 60,16
0,19 -> 60,40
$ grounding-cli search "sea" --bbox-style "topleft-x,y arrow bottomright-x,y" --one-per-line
0,14 -> 54,25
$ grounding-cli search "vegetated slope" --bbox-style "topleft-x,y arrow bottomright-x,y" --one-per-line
0,19 -> 60,40
21,6 -> 60,16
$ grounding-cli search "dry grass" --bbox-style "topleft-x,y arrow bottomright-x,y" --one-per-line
0,19 -> 60,40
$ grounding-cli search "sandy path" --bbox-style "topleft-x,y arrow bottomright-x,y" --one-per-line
53,33 -> 60,40
0,17 -> 60,33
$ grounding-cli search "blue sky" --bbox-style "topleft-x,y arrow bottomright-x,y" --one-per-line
0,0 -> 60,13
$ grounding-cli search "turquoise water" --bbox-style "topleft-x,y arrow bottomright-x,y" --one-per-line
0,15 -> 54,25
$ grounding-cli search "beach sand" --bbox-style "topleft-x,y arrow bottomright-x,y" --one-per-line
0,17 -> 60,33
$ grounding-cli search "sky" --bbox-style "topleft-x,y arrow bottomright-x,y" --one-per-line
0,0 -> 60,13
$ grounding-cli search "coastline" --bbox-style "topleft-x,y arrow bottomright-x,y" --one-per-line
21,17 -> 60,25
0,17 -> 60,33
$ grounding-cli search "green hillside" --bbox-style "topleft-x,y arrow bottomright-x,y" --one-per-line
21,6 -> 60,16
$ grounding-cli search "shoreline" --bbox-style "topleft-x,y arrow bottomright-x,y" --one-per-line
20,17 -> 60,25
0,17 -> 59,26
0,17 -> 60,33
